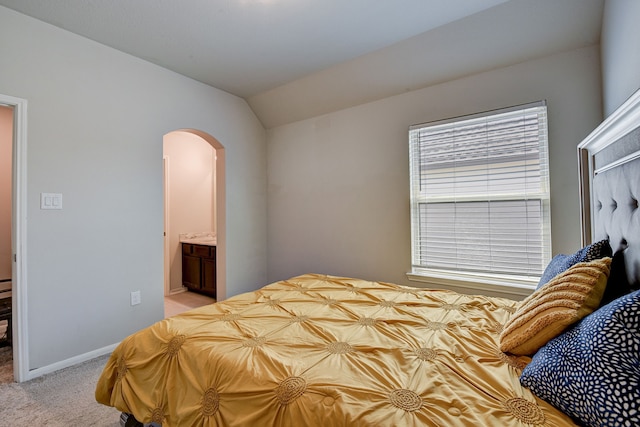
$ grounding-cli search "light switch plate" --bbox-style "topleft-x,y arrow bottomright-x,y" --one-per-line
130,290 -> 141,306
41,193 -> 62,210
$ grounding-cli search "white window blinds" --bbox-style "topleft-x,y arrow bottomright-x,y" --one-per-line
409,102 -> 551,278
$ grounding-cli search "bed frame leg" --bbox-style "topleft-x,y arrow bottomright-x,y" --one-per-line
120,412 -> 143,427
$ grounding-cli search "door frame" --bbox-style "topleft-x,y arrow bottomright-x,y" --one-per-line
163,155 -> 171,296
1,93 -> 28,382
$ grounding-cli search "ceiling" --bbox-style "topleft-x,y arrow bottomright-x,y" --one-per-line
0,0 -> 604,128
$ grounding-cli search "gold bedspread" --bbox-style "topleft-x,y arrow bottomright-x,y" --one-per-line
96,274 -> 576,426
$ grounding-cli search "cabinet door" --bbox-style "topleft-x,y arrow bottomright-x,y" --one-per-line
202,257 -> 217,298
182,254 -> 201,290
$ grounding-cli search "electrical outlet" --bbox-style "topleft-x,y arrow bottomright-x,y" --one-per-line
130,290 -> 141,306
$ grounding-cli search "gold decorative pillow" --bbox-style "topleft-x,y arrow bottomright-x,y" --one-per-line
499,257 -> 611,355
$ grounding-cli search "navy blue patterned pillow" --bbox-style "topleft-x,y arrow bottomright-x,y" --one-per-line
520,290 -> 640,427
537,239 -> 612,289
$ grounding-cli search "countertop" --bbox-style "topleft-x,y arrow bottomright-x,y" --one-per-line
179,232 -> 217,246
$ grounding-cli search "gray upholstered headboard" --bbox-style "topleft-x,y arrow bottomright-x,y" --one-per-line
579,89 -> 640,288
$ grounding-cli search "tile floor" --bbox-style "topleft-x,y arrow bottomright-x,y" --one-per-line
164,290 -> 216,317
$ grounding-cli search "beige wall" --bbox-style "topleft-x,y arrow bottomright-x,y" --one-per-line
164,131 -> 216,292
601,0 -> 640,116
0,106 -> 11,282
267,46 -> 603,291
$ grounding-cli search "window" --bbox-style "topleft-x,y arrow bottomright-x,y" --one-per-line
408,102 -> 551,289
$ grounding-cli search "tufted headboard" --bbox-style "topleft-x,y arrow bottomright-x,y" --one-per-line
579,90 -> 640,288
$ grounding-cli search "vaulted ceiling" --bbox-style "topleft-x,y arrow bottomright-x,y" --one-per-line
0,0 -> 604,127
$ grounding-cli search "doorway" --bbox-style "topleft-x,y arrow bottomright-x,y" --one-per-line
0,105 -> 13,382
163,129 -> 226,314
0,93 -> 27,383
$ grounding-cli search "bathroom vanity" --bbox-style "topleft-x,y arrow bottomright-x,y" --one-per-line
180,233 -> 216,298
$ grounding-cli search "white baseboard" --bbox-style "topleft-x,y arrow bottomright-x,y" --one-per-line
21,342 -> 119,382
168,287 -> 187,296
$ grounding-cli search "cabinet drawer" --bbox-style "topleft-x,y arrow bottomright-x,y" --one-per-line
182,243 -> 215,258
193,245 -> 211,257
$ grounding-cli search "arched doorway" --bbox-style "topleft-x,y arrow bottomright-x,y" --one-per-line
163,129 -> 226,308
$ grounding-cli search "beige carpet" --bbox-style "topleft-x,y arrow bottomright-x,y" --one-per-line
0,353 -> 121,426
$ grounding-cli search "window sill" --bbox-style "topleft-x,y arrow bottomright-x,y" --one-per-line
406,268 -> 538,300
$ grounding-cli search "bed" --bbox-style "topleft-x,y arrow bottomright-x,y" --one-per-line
96,93 -> 640,427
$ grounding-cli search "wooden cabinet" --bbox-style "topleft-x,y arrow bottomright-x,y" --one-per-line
182,243 -> 216,298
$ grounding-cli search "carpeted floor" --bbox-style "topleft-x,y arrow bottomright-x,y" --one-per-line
0,353 -> 121,426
